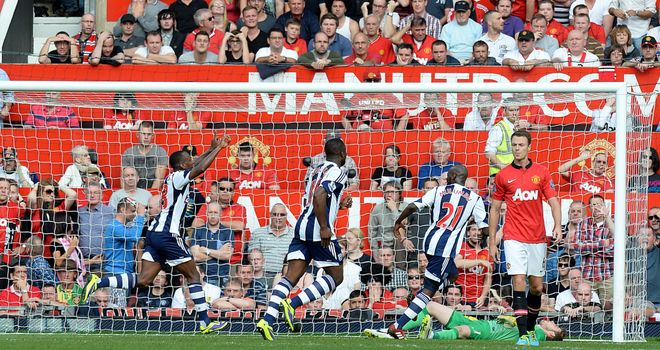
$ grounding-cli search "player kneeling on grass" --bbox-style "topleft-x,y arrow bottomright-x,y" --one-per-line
366,301 -> 565,342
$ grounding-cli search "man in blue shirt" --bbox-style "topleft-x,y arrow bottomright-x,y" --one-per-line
103,197 -> 145,274
188,202 -> 233,288
307,13 -> 352,58
418,137 -> 460,189
79,182 -> 114,272
275,0 -> 320,42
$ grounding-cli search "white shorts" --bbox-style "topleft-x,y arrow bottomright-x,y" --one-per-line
503,240 -> 546,277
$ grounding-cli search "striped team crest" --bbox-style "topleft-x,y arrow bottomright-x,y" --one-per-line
413,183 -> 488,257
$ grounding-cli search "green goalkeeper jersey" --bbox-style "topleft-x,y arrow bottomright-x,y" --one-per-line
487,321 -> 546,341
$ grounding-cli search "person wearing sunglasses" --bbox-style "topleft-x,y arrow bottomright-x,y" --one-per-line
182,8 -> 225,55
649,207 -> 660,238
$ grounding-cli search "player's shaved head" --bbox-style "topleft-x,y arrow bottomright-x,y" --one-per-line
447,164 -> 468,185
324,138 -> 347,166
169,150 -> 191,170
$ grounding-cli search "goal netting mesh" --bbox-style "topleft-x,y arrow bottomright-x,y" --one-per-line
0,74 -> 654,342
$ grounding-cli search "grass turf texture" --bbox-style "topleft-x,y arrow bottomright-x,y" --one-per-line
0,334 -> 659,350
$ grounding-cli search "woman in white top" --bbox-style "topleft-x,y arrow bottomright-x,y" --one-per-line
331,0 -> 359,42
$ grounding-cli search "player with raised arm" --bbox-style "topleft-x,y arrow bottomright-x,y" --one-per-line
488,130 -> 561,346
82,134 -> 232,334
363,164 -> 489,339
256,138 -> 352,341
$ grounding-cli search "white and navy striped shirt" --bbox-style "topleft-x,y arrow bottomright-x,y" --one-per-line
149,170 -> 191,236
295,161 -> 347,242
414,184 -> 488,257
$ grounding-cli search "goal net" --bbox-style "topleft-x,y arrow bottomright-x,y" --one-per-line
0,72 -> 654,342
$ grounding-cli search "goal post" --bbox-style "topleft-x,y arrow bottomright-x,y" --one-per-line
0,80 -> 651,342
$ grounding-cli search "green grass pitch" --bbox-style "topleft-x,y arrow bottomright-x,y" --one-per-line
1,334 -> 659,350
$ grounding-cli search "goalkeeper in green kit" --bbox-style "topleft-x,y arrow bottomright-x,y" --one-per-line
365,300 -> 565,342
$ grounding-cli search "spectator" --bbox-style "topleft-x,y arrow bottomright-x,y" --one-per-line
558,149 -> 613,194
55,259 -> 82,305
38,32 -> 81,64
74,14 -> 98,64
570,4 -> 607,44
370,145 -> 414,191
132,31 -> 177,64
169,0 -> 209,35
552,29 -> 602,68
229,142 -> 280,190
298,32 -> 345,68
454,221 -> 492,309
608,0 -> 655,49
624,35 -> 660,71
502,30 -> 552,70
183,9 -> 225,55
638,227 -> 660,310
635,147 -> 660,193
546,200 -> 586,278
188,202 -> 233,288
374,247 -> 408,290
121,122 -> 168,189
248,203 -> 294,285
554,268 -> 594,311
569,0 -> 613,26
342,228 -> 374,270
136,269 -> 172,308
26,92 -> 80,128
241,6 -> 270,56
113,1 -> 168,40
329,0 -> 360,42
78,182 -> 112,272
537,0 -> 570,45
24,236 -> 56,289
480,10 -> 516,64
0,148 -> 33,188
89,32 -> 125,66
211,0 -> 239,32
545,253 -> 573,300
212,278 -> 256,310
364,277 -> 398,311
443,284 -> 472,311
158,9 -> 186,58
607,25 -> 639,61
492,0 -> 523,37
406,178 -> 439,255
105,93 -> 140,130
103,197 -> 145,275
369,181 -> 410,264
255,27 -> 298,63
463,92 -> 498,131
418,138 -> 460,189
0,262 -> 41,315
441,1 -> 482,62
360,15 -> 395,64
588,97 -> 620,132
466,40 -> 499,65
168,93 -> 212,130
59,145 -> 102,189
219,30 -> 253,63
343,290 -> 376,320
406,266 -> 422,295
359,0 -> 399,38
396,0 -> 443,38
344,32 -> 377,64
567,13 -> 605,59
426,39 -> 461,65
236,262 -> 268,308
530,14 -> 559,55
115,14 -> 145,58
276,0 -> 321,42
108,167 -> 152,210
304,130 -> 359,190
39,283 -> 65,313
650,207 -> 660,237
180,31 -> 219,64
391,17 -> 436,65
603,44 -> 625,66
307,14 -> 352,58
485,99 -> 528,176
282,18 -> 308,55
560,282 -> 603,318
574,194 -> 614,310
171,265 -> 222,309
248,249 -> 269,287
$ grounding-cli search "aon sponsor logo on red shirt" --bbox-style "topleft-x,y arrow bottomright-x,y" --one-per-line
579,182 -> 602,194
239,180 -> 263,189
512,189 -> 539,201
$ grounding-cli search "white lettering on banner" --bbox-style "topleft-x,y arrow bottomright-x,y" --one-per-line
434,73 -> 471,114
248,72 -> 297,114
300,72 -> 339,115
536,73 -> 570,117
625,74 -> 659,119
512,189 -> 539,201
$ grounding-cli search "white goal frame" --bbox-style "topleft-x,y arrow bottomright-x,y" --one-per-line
0,81 -> 633,342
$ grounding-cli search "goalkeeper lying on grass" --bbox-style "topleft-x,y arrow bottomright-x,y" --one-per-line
364,301 -> 565,343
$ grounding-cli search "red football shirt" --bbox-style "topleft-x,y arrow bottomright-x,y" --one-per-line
566,24 -> 606,44
284,38 -> 308,56
401,34 -> 436,65
367,35 -> 395,65
564,169 -> 613,194
183,28 -> 225,55
0,285 -> 41,311
169,111 -> 212,129
455,242 -> 492,303
406,107 -> 456,130
0,201 -> 23,264
229,166 -> 279,190
492,161 -> 557,243
512,0 -> 536,22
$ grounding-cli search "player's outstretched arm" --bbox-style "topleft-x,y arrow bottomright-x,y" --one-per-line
313,186 -> 332,248
189,134 -> 231,179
